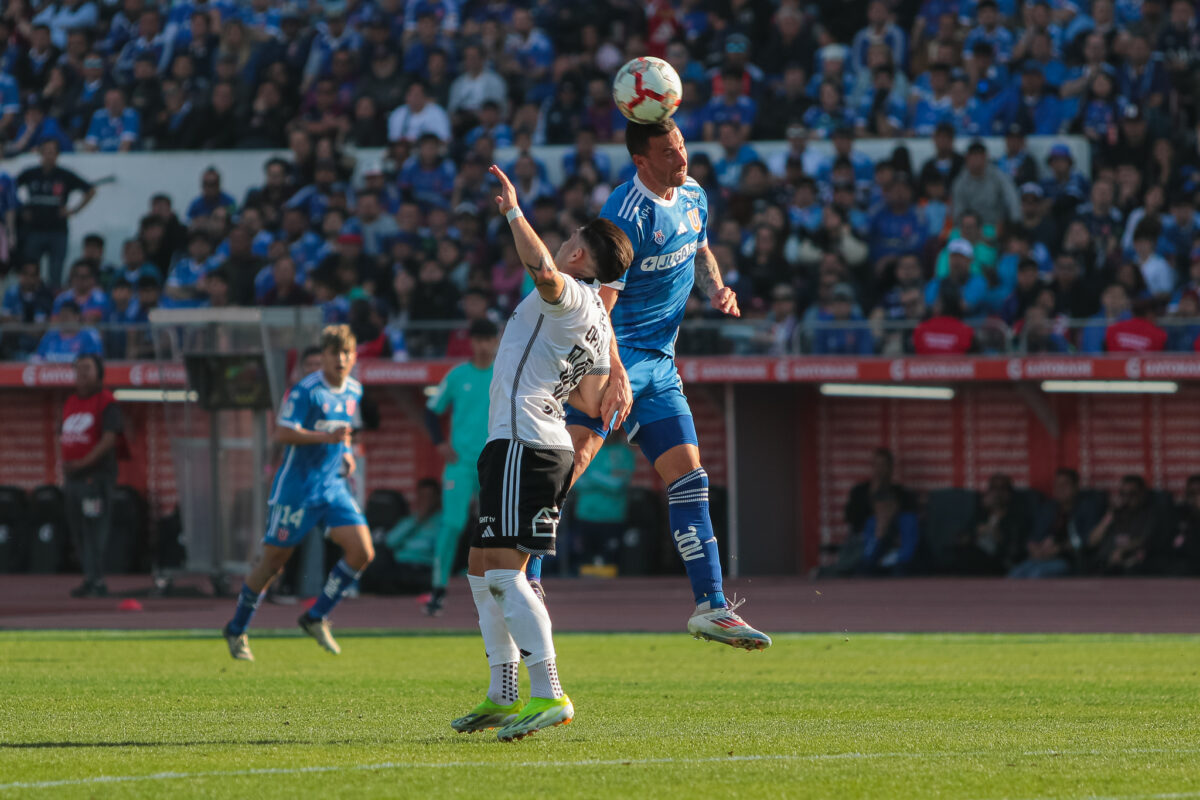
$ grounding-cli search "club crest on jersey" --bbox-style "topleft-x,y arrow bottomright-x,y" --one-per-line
346,398 -> 357,416
322,403 -> 330,413
653,229 -> 665,245
687,208 -> 702,232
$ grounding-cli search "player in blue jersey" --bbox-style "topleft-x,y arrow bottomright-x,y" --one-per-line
222,325 -> 374,661
549,118 -> 770,651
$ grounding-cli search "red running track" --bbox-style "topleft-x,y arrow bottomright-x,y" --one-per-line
2,576 -> 1199,634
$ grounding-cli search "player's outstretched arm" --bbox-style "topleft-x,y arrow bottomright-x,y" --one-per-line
694,245 -> 741,318
490,164 -> 565,304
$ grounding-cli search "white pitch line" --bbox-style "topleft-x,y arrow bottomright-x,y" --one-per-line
4,748 -> 1200,792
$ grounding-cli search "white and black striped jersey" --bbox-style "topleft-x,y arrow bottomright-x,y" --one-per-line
487,276 -> 611,451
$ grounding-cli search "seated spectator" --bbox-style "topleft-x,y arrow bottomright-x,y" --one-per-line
1105,298 -> 1168,352
951,141 -> 1021,233
845,448 -> 917,539
1,260 -> 54,356
913,288 -> 975,354
359,479 -> 440,596
857,489 -> 921,576
190,81 -> 239,150
1131,218 -> 1176,298
567,434 -> 636,570
463,101 -> 513,150
811,284 -> 875,354
445,290 -> 498,358
703,67 -> 758,142
1147,474 -> 1200,575
953,473 -> 1026,575
34,301 -> 103,362
1018,305 -> 1073,353
53,259 -> 111,322
8,101 -> 74,155
83,88 -> 141,152
387,80 -> 451,143
1080,283 -> 1131,352
802,81 -> 854,139
186,167 -> 237,223
1168,291 -> 1200,351
712,121 -> 761,191
926,239 -> 988,313
1087,474 -> 1171,575
261,256 -> 312,307
1011,468 -> 1104,578
164,231 -> 221,308
999,258 -> 1043,324
399,133 -> 457,211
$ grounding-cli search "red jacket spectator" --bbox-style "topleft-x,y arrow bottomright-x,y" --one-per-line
1105,317 -> 1168,352
913,316 -> 974,354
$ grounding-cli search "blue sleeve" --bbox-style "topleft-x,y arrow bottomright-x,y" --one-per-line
1,287 -> 17,316
36,332 -> 53,358
861,518 -> 879,562
278,383 -> 312,430
697,185 -> 709,247
0,81 -> 17,114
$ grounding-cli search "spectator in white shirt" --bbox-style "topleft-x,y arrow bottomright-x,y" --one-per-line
387,80 -> 452,143
447,43 -> 507,119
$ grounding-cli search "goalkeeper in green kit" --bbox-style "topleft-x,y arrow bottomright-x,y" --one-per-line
422,318 -> 499,616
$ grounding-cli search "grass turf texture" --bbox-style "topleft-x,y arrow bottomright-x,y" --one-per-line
1,632 -> 1198,799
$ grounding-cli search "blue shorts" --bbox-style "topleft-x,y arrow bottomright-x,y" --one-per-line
263,485 -> 366,547
565,346 -> 695,458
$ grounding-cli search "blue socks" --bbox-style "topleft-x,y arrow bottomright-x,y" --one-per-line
667,468 -> 726,609
227,583 -> 264,635
526,555 -> 543,582
306,559 -> 363,621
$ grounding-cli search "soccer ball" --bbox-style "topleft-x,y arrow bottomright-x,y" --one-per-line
612,57 -> 682,124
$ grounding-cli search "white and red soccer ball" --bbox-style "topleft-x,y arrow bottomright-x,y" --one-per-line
612,57 -> 682,124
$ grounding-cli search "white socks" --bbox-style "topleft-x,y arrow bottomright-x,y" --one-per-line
468,574 -> 520,705
483,569 -> 564,700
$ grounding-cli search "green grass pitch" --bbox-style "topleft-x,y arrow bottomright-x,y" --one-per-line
1,631 -> 1198,799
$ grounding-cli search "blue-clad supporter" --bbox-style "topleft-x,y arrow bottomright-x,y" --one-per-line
562,127 -> 612,183
53,260 -> 112,322
463,100 -> 513,148
964,0 -> 1016,63
399,133 -> 457,211
1080,284 -> 1132,352
286,159 -> 344,221
503,7 -> 554,104
855,65 -> 909,137
858,489 -> 921,576
164,231 -> 222,308
910,64 -> 953,136
869,176 -> 926,266
987,64 -> 1062,135
186,168 -> 237,223
811,283 -> 876,355
1118,34 -> 1170,110
712,121 -> 761,191
701,68 -> 758,142
10,101 -> 74,154
996,124 -> 1041,186
851,0 -> 908,74
34,301 -> 103,363
83,88 -> 141,152
1,260 -> 55,329
303,7 -> 362,90
115,7 -> 173,84
802,81 -> 855,139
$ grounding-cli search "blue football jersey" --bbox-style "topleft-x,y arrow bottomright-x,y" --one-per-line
269,371 -> 362,507
601,175 -> 708,356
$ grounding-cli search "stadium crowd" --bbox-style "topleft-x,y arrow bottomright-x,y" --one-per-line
4,0 -> 1200,361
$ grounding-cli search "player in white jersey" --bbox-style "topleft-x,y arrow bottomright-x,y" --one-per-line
451,164 -> 632,742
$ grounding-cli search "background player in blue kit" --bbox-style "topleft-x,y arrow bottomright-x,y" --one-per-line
222,325 -> 374,662
549,118 -> 771,651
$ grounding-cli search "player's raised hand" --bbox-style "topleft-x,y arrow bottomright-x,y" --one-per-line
711,286 -> 741,318
489,164 -> 519,215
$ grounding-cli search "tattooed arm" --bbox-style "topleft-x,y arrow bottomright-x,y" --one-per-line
694,245 -> 741,317
490,164 -> 564,304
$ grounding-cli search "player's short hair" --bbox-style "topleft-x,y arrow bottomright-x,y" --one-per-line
300,345 -> 323,362
624,118 -> 679,159
578,218 -> 633,284
320,324 -> 357,353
